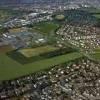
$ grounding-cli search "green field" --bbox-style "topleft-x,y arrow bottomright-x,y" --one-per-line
30,22 -> 59,34
91,53 -> 100,59
18,45 -> 59,58
0,52 -> 83,80
91,48 -> 100,60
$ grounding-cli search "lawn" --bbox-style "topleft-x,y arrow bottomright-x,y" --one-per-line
30,22 -> 59,34
0,52 -> 83,81
18,45 -> 59,58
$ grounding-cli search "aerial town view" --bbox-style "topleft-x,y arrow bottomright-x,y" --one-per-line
0,0 -> 100,100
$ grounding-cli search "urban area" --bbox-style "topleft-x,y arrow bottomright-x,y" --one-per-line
0,0 -> 100,100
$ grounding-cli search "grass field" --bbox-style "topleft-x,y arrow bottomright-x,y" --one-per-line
18,45 -> 59,58
91,53 -> 100,59
30,22 -> 59,34
0,52 -> 83,80
91,48 -> 100,60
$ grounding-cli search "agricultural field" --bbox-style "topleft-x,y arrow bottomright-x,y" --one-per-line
18,45 -> 59,58
0,52 -> 83,80
29,21 -> 59,34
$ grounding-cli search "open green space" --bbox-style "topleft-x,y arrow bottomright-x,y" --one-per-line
94,48 -> 100,52
91,48 -> 100,60
0,52 -> 83,80
7,45 -> 77,64
29,21 -> 59,34
91,53 -> 100,60
18,45 -> 59,58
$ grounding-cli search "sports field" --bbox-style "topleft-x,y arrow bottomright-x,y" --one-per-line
18,45 -> 59,58
0,52 -> 83,80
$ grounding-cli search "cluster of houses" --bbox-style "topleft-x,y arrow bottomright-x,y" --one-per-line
57,24 -> 100,53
